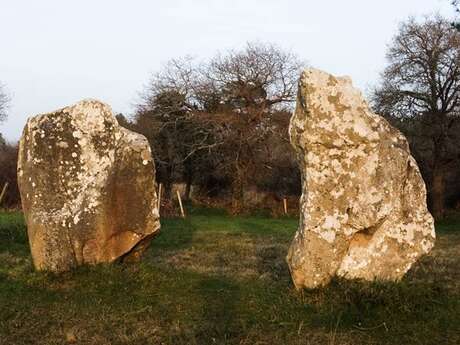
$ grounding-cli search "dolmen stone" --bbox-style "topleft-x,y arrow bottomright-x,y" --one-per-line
18,99 -> 160,272
287,69 -> 435,289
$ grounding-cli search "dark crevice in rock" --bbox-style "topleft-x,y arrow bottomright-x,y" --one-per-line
119,230 -> 161,264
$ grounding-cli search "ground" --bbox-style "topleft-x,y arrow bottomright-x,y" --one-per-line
0,207 -> 459,345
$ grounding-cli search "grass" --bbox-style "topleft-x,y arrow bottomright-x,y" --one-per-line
0,207 -> 459,345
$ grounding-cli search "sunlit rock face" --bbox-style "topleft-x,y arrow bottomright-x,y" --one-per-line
286,69 -> 435,289
18,99 -> 160,272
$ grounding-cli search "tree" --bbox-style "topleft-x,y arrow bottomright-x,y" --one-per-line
135,43 -> 304,212
0,83 -> 17,207
199,42 -> 303,211
0,82 -> 10,147
0,82 -> 8,124
453,1 -> 460,30
373,16 -> 460,220
0,143 -> 20,207
136,57 -> 218,200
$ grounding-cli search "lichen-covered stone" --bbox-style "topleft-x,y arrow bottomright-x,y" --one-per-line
18,99 -> 160,272
287,69 -> 435,289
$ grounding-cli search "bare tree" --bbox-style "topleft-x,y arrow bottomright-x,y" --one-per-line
0,82 -> 10,146
0,143 -> 19,206
199,42 -> 304,211
136,57 -> 218,199
135,43 -> 304,211
453,1 -> 460,30
0,82 -> 9,125
373,16 -> 460,219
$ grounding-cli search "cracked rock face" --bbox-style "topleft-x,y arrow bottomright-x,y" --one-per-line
18,99 -> 160,272
286,69 -> 435,289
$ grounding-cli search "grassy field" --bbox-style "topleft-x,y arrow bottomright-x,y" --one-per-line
0,207 -> 459,345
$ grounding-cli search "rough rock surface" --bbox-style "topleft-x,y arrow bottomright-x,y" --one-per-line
18,99 -> 160,272
287,69 -> 435,289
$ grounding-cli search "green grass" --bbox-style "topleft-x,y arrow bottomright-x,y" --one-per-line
0,208 -> 459,345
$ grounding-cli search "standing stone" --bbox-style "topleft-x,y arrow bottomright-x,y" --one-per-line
18,99 -> 160,272
287,69 -> 435,289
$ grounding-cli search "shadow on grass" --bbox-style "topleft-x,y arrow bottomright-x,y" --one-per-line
255,244 -> 291,281
436,212 -> 460,233
148,217 -> 198,254
301,277 -> 460,344
0,212 -> 29,256
190,276 -> 241,344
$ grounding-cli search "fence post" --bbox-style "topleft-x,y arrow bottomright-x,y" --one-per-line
283,197 -> 288,215
177,190 -> 185,218
157,183 -> 162,211
0,182 -> 9,207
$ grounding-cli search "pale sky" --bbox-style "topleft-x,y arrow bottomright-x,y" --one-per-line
0,0 -> 456,141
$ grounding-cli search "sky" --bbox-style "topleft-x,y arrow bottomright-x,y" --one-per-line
0,0 -> 456,141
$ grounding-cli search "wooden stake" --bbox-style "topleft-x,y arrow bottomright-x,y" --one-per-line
157,183 -> 162,211
283,197 -> 288,215
177,190 -> 185,218
0,182 -> 9,206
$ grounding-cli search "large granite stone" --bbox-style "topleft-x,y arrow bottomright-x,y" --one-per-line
18,99 -> 160,272
287,69 -> 435,289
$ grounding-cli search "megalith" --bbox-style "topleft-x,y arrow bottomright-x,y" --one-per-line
287,68 -> 435,289
18,99 -> 160,272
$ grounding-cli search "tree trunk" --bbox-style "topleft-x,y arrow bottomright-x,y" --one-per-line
231,170 -> 245,214
184,179 -> 192,202
157,162 -> 173,200
164,136 -> 175,200
183,159 -> 193,202
161,164 -> 173,201
163,177 -> 172,200
431,166 -> 445,220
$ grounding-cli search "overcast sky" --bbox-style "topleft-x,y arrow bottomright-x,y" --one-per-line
0,0 -> 456,141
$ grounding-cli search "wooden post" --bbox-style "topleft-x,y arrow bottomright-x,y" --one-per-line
176,190 -> 185,218
283,197 -> 288,215
0,182 -> 9,206
157,183 -> 162,211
